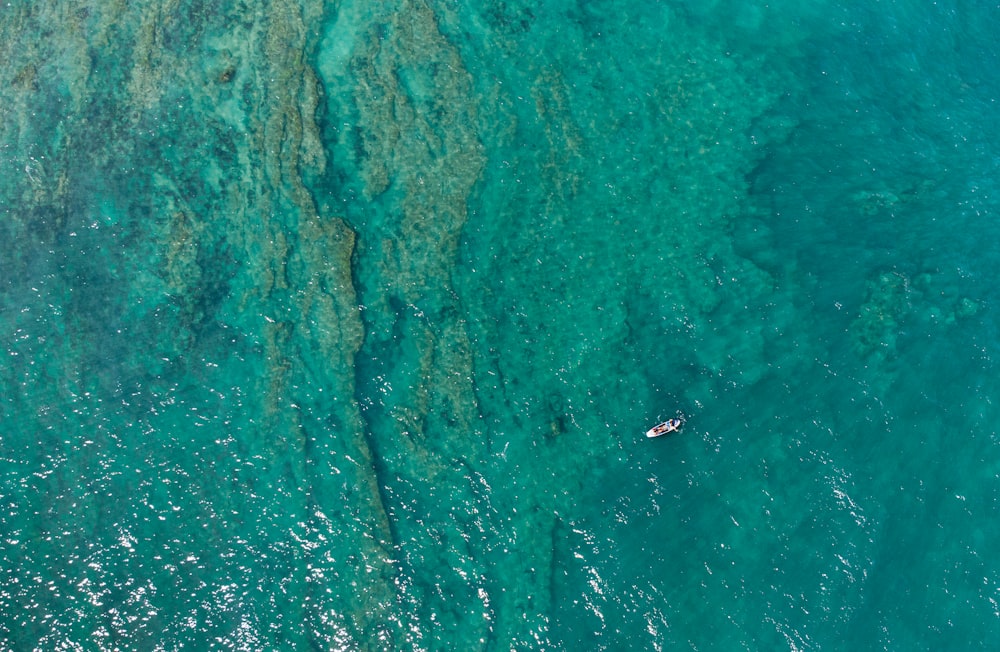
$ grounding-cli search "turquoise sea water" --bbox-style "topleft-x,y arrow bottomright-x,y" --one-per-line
3,0 -> 1000,649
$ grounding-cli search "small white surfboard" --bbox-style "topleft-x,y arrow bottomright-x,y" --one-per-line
646,418 -> 683,438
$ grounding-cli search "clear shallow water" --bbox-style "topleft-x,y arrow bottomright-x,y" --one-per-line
2,0 -> 1000,649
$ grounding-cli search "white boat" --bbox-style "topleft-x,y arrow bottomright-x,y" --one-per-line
646,417 -> 684,438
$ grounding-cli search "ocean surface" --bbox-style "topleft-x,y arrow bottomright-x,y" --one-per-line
3,0 -> 1000,649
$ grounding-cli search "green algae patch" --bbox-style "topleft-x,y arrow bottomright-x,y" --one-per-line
852,271 -> 910,359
